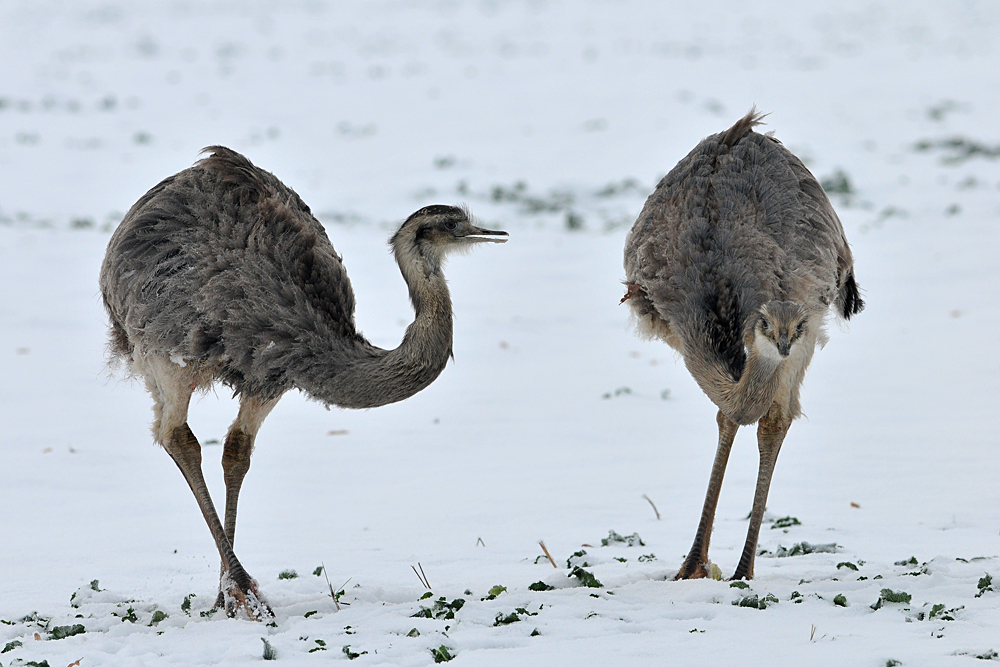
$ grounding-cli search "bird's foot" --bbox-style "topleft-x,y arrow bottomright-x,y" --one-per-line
219,569 -> 273,621
675,557 -> 720,581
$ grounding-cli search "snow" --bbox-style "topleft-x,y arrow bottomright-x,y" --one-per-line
2,0 -> 999,665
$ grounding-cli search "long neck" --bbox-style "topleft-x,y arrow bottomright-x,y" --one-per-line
684,337 -> 783,425
302,243 -> 454,410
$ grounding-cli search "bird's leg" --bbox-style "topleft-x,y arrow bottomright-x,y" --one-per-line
676,411 -> 740,579
731,404 -> 790,580
214,396 -> 279,610
163,422 -> 272,620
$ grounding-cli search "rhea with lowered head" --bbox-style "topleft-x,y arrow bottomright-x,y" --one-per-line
100,147 -> 506,619
622,111 -> 863,580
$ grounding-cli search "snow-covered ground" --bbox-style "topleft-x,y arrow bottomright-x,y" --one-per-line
2,1 -> 999,665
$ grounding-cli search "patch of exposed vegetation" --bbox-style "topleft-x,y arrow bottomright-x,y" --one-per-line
601,530 -> 645,547
411,597 -> 466,620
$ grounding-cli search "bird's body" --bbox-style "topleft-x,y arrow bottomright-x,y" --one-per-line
623,111 -> 862,580
101,147 -> 506,618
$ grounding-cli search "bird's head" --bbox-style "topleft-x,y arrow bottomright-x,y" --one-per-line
391,205 -> 507,271
754,301 -> 809,359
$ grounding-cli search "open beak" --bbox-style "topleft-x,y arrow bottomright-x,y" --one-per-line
466,226 -> 508,243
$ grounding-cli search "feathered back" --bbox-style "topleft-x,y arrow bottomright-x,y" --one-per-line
100,147 -> 370,400
624,110 -> 862,396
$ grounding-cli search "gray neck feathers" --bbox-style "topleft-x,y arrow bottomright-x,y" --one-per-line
299,230 -> 454,410
683,333 -> 782,425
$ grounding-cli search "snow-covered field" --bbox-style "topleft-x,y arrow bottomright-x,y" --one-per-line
2,1 -> 999,665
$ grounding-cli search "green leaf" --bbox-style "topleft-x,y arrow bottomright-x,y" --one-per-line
49,624 -> 86,640
878,589 -> 912,604
833,594 -> 848,607
431,645 -> 455,663
342,645 -> 367,660
528,581 -> 555,592
261,637 -> 277,660
770,516 -> 801,529
277,569 -> 298,580
569,566 -> 603,588
836,562 -> 859,571
407,628 -> 420,637
304,610 -> 318,618
601,530 -> 645,547
312,566 -> 324,576
2,640 -> 23,653
729,581 -> 750,590
149,610 -> 168,626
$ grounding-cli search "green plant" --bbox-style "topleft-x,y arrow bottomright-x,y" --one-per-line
833,594 -> 847,607
431,645 -> 455,663
528,581 -> 554,591
770,516 -> 801,529
569,566 -> 603,588
836,562 -> 859,571
261,638 -> 277,660
181,593 -> 195,615
277,569 -> 298,580
49,624 -> 86,640
342,645 -> 367,660
601,530 -> 644,547
976,573 -> 994,598
148,610 -> 168,626
412,597 -> 465,620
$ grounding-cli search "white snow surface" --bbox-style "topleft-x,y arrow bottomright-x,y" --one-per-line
2,1 -> 1000,665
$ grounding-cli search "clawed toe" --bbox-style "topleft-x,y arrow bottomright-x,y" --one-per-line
219,571 -> 273,621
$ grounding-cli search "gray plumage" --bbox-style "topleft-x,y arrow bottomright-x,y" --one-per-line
100,147 -> 506,618
623,111 -> 862,580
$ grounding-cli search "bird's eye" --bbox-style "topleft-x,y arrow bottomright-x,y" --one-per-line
444,220 -> 458,232
760,318 -> 770,332
796,322 -> 805,334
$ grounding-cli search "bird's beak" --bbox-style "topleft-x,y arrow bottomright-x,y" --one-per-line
777,334 -> 790,357
465,226 -> 508,243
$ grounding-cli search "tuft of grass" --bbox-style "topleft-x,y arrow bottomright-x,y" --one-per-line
277,569 -> 298,580
431,645 -> 456,663
529,581 -> 555,592
770,516 -> 801,529
833,594 -> 848,607
569,566 -> 603,588
261,638 -> 277,660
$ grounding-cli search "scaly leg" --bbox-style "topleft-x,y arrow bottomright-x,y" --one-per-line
676,411 -> 740,579
215,396 -> 280,610
731,404 -> 790,580
144,357 -> 271,620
